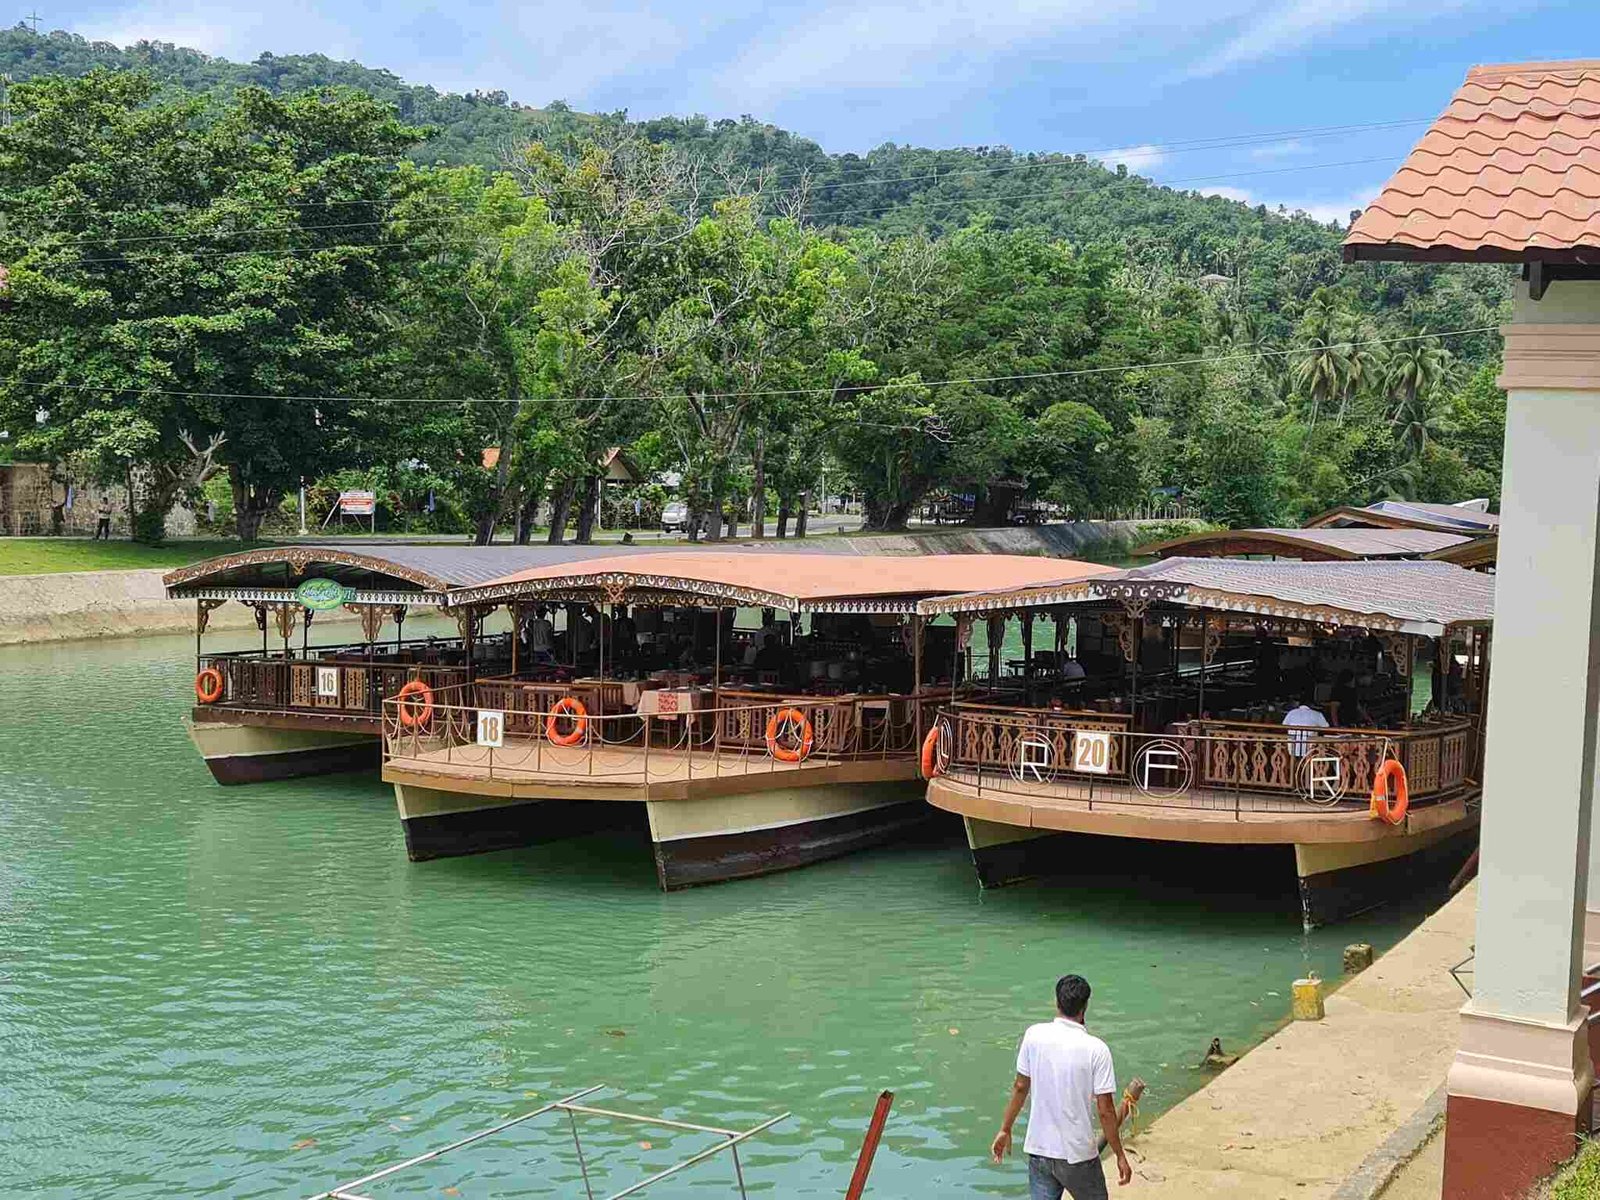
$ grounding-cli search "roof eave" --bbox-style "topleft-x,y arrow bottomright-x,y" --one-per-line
1342,242 -> 1600,266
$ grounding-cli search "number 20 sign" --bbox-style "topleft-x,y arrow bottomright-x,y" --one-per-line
1072,730 -> 1112,774
477,709 -> 505,749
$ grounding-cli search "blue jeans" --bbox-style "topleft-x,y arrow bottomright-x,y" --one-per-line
1028,1153 -> 1108,1200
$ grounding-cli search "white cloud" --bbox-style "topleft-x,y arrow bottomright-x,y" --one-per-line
75,15 -> 249,57
716,0 -> 1158,103
74,3 -> 359,62
1248,138 -> 1310,160
1192,183 -> 1379,225
1180,0 -> 1485,80
1093,143 -> 1166,175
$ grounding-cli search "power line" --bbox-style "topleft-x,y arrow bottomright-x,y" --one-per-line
1,114 -> 1431,230
27,152 -> 1399,260
1,326 -> 1499,406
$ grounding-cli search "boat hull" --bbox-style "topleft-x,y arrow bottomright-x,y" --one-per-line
946,785 -> 1480,928
387,763 -> 930,887
187,716 -> 379,785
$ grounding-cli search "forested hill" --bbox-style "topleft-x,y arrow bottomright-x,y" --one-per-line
0,24 -> 1506,354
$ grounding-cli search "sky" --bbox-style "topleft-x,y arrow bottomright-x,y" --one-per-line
34,0 -> 1596,224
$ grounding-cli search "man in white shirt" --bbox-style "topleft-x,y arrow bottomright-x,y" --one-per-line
993,975 -> 1132,1198
1282,695 -> 1330,758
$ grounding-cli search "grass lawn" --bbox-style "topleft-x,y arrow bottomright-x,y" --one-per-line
1547,1139 -> 1600,1199
0,538 -> 248,575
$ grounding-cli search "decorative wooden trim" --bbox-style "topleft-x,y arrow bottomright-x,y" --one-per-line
1498,323 -> 1600,390
272,603 -> 298,642
162,546 -> 449,592
450,570 -> 924,614
195,597 -> 226,634
170,585 -> 444,605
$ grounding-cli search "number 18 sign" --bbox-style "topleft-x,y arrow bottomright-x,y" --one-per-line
1072,730 -> 1112,774
477,709 -> 505,748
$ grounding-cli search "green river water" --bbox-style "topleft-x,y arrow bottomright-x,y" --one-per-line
0,623 -> 1437,1199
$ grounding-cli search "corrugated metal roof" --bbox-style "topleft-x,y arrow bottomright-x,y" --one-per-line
918,557 -> 1495,635
448,551 -> 1119,612
1126,557 -> 1495,628
1146,527 -> 1469,560
163,542 -> 678,595
1364,500 -> 1499,530
1344,60 -> 1600,262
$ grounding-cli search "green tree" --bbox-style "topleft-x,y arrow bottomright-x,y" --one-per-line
1384,333 -> 1453,460
0,70 -> 428,540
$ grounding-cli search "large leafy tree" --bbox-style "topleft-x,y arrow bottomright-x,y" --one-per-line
0,70 -> 428,539
381,167 -> 563,543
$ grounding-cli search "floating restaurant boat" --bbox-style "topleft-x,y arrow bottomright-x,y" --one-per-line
379,551 -> 1114,886
163,544 -> 658,783
914,557 -> 1495,926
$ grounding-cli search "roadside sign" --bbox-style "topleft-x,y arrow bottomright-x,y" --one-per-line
338,490 -> 376,515
315,666 -> 339,698
477,710 -> 505,749
1072,729 -> 1112,774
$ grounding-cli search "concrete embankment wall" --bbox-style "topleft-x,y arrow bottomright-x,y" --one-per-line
0,520 -> 1191,647
767,520 -> 1166,558
0,568 -> 304,646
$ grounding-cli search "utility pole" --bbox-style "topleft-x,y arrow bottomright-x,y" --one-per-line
0,75 -> 11,128
25,10 -> 42,33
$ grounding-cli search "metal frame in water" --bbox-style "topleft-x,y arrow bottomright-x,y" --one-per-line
302,1086 -> 790,1200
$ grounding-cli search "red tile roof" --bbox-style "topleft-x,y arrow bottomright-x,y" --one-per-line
1344,60 -> 1600,263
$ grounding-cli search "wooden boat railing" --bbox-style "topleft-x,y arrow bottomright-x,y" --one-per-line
930,705 -> 1478,815
381,685 -> 925,786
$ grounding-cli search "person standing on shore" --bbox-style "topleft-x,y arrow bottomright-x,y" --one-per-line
992,974 -> 1134,1198
95,497 -> 113,541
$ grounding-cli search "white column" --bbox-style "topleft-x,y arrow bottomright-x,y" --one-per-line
1448,280 -> 1600,1129
1590,745 -> 1600,967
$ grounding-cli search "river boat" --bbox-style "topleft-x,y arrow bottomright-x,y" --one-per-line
379,551 -> 1115,887
164,544 -> 661,784
913,557 -> 1495,927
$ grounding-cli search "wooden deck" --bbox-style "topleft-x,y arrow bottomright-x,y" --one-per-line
929,768 -> 1479,846
384,736 -> 920,801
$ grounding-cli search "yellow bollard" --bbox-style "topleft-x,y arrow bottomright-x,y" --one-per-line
1292,977 -> 1325,1021
1343,943 -> 1374,973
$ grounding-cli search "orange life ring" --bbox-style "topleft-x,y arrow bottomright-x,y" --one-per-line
766,707 -> 815,763
397,679 -> 435,729
546,696 -> 588,746
194,667 -> 225,704
920,725 -> 944,779
1369,758 -> 1409,825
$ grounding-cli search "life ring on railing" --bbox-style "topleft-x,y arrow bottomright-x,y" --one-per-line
396,679 -> 435,729
1369,758 -> 1409,825
546,696 -> 588,746
920,725 -> 944,779
194,667 -> 225,704
766,707 -> 815,763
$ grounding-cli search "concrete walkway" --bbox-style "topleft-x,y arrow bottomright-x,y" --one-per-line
1126,883 -> 1474,1198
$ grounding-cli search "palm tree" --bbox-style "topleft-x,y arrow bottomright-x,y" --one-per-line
1384,333 -> 1453,459
1339,316 -> 1387,424
1291,292 -> 1351,431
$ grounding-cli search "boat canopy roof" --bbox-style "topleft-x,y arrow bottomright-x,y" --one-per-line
446,551 -> 1117,614
1145,526 -> 1470,561
163,543 -> 663,606
1424,534 -> 1499,568
1302,500 -> 1499,534
917,556 -> 1496,637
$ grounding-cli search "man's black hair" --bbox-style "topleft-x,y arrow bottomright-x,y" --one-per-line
1056,974 -> 1091,1019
